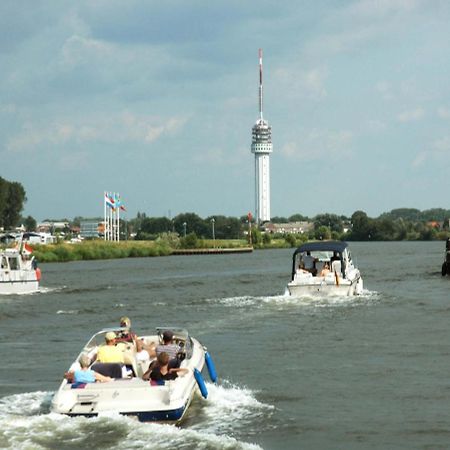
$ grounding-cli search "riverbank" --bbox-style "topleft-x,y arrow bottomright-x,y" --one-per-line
29,239 -> 259,263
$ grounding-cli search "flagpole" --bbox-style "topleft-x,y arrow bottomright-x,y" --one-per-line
110,195 -> 114,241
104,191 -> 107,241
117,195 -> 120,242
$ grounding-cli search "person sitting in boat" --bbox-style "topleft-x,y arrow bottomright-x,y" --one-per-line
96,332 -> 125,364
143,352 -> 188,382
319,262 -> 331,277
302,251 -> 317,276
136,338 -> 150,363
73,354 -> 112,384
330,251 -> 340,264
156,330 -> 178,359
115,316 -> 137,344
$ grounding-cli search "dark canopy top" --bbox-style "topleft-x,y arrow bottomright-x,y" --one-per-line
294,241 -> 348,256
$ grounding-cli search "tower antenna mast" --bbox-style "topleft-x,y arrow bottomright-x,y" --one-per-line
259,48 -> 263,121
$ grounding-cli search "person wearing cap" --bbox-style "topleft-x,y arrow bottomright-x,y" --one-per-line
96,331 -> 125,364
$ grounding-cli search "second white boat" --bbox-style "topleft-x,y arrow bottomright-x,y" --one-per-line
287,241 -> 364,296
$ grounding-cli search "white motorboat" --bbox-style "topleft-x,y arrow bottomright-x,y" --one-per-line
0,244 -> 41,294
287,241 -> 363,296
51,327 -> 216,422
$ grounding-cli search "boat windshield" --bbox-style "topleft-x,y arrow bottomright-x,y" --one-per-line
82,328 -> 129,352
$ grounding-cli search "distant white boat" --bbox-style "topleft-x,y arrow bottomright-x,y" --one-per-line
286,241 -> 363,296
51,327 -> 217,423
0,243 -> 41,295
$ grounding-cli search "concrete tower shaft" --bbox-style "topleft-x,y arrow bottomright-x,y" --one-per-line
250,49 -> 272,224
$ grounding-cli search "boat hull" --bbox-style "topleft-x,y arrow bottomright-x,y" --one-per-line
0,248 -> 40,295
287,276 -> 363,297
0,276 -> 39,294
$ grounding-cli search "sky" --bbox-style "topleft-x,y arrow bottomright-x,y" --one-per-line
1,0 -> 450,222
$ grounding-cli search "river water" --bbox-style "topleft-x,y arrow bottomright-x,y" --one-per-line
0,241 -> 449,449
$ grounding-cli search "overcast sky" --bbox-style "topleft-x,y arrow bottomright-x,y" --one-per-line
1,0 -> 450,221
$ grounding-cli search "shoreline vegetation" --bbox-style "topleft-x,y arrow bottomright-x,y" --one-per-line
31,238 -> 256,263
25,232 -> 450,263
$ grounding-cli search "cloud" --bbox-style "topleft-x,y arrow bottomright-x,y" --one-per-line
280,129 -> 353,161
376,81 -> 394,100
304,0 -> 424,58
396,108 -> 425,122
274,67 -> 327,100
6,112 -> 188,152
412,135 -> 450,167
61,35 -> 113,68
437,107 -> 450,120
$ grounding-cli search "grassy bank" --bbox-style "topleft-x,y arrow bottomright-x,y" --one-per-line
32,240 -> 173,263
31,238 -> 256,263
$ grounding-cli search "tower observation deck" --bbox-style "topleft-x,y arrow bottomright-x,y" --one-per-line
251,48 -> 273,224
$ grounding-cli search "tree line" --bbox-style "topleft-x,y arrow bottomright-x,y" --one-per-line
0,177 -> 27,230
1,176 -> 449,242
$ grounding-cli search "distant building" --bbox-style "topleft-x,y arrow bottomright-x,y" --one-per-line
263,221 -> 313,234
80,221 -> 103,239
37,221 -> 69,233
24,232 -> 56,244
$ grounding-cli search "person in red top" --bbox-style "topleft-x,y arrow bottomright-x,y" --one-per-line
115,316 -> 137,344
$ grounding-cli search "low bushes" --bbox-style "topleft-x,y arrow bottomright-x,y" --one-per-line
32,240 -> 172,263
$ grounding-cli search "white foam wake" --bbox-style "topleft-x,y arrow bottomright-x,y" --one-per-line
0,388 -> 267,449
189,381 -> 274,436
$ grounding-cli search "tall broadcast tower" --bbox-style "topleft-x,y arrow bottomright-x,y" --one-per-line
251,48 -> 273,224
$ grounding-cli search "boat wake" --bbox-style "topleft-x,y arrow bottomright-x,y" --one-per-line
0,383 -> 270,449
209,289 -> 380,309
188,381 -> 274,436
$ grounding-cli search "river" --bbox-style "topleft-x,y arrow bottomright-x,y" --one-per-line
0,241 -> 449,449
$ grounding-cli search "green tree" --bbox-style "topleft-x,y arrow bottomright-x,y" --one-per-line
0,180 -> 26,229
285,233 -> 297,247
181,232 -> 198,248
140,217 -> 172,234
315,225 -> 331,240
288,213 -> 310,222
174,213 -> 208,238
349,210 -> 371,240
271,216 -> 288,223
313,213 -> 343,233
23,215 -> 37,231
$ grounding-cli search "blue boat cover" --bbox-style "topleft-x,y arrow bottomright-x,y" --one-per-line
294,241 -> 348,255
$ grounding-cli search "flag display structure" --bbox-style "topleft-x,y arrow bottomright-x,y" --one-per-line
103,191 -> 126,241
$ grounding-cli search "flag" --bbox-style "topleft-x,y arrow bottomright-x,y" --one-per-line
24,243 -> 33,254
105,193 -> 115,210
114,193 -> 126,212
19,242 -> 33,255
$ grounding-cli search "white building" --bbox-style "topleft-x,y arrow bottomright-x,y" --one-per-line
251,49 -> 273,224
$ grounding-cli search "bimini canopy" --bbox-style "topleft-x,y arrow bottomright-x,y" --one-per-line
293,241 -> 348,257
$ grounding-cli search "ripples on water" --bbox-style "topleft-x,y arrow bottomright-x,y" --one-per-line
1,242 -> 450,449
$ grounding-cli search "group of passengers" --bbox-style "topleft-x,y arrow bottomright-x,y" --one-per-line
298,251 -> 341,277
69,317 -> 187,385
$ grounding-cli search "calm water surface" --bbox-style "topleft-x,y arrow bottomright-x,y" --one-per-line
0,241 -> 449,449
